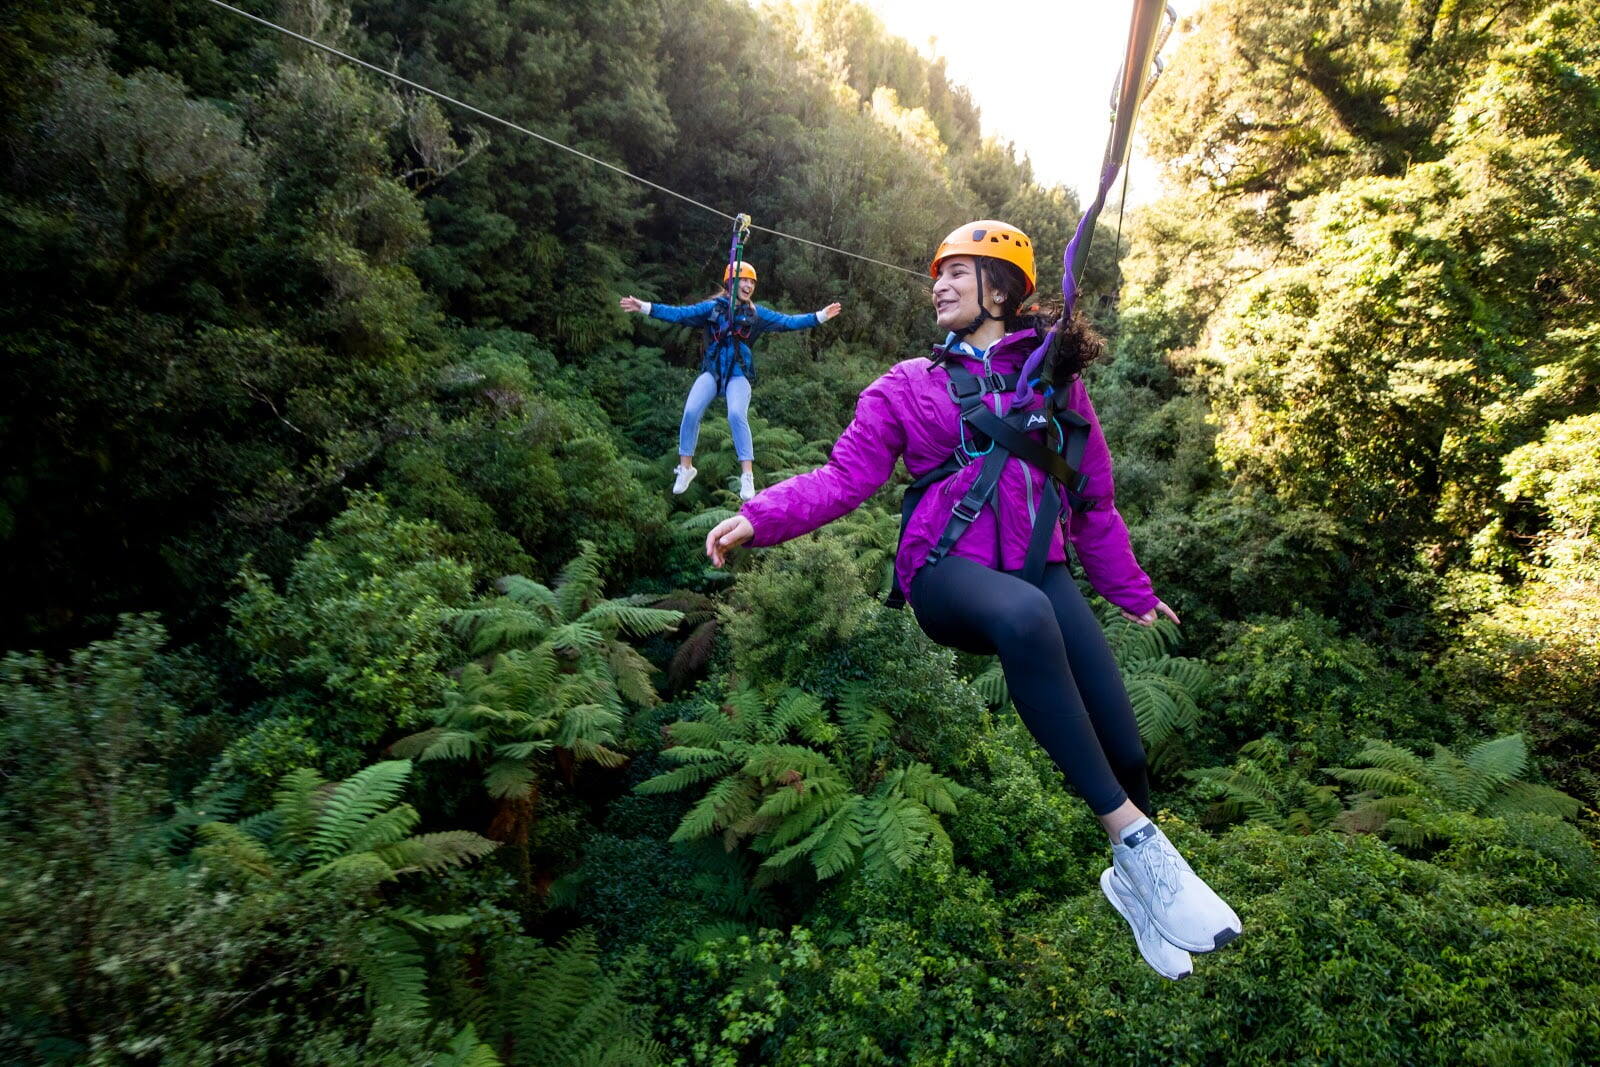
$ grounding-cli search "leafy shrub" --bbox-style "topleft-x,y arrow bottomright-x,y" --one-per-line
637,686 -> 966,881
1210,610 -> 1444,763
228,494 -> 473,777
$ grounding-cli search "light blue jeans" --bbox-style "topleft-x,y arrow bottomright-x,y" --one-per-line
678,372 -> 753,462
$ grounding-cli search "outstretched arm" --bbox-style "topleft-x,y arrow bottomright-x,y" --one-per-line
619,296 -> 718,328
753,301 -> 844,333
706,364 -> 905,566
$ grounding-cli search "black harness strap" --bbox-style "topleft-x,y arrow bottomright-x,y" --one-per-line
886,359 -> 1094,609
704,298 -> 758,390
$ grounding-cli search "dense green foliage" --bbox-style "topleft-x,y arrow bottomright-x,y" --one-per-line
1,0 -> 1596,1062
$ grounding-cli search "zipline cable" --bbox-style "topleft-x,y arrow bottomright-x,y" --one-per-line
199,0 -> 929,281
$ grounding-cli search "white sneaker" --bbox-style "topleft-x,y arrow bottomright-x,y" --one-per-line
1101,867 -> 1192,981
738,472 -> 756,501
1111,819 -> 1241,953
672,466 -> 697,494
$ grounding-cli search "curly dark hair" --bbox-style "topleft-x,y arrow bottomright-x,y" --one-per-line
939,257 -> 1103,386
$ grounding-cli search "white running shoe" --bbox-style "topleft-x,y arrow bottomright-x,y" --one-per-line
1101,867 -> 1193,981
671,466 -> 697,494
738,472 -> 756,501
1111,819 -> 1242,954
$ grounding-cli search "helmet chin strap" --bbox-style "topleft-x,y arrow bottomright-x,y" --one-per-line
954,266 -> 1005,339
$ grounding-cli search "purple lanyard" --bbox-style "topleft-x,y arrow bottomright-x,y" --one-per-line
1014,0 -> 1174,404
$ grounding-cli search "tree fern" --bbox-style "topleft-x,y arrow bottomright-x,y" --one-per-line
485,930 -> 664,1066
399,544 -> 680,844
1187,738 -> 1341,834
1330,733 -> 1584,847
194,761 -> 496,1036
639,685 -> 966,882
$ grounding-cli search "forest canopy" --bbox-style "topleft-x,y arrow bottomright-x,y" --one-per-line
1,1 -> 1596,1063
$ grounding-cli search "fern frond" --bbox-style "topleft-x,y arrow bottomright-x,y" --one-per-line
308,761 -> 413,864
547,622 -> 605,654
766,689 -> 825,742
671,775 -> 759,842
667,718 -> 740,748
495,739 -> 556,761
495,575 -> 558,616
1329,767 -> 1422,796
607,642 -> 660,706
195,822 -> 278,882
346,803 -> 421,855
389,906 -> 473,934
381,831 -> 499,875
359,922 -> 429,1024
584,602 -> 683,638
635,758 -> 736,794
554,541 -> 604,621
390,728 -> 443,759
484,760 -> 537,799
1488,781 -> 1584,820
1465,734 -> 1529,786
1348,739 -> 1427,778
677,507 -> 737,532
972,659 -> 1008,707
446,605 -> 549,655
271,767 -> 328,852
432,1024 -> 503,1067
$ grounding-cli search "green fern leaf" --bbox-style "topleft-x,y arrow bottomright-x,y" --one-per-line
308,761 -> 412,865
380,831 -> 499,875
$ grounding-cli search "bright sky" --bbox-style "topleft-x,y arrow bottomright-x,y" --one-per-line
856,0 -> 1203,205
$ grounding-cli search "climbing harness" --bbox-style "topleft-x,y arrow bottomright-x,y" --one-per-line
892,1 -> 1175,607
885,348 -> 1092,609
703,214 -> 760,390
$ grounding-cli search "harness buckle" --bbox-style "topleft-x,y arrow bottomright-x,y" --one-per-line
951,500 -> 982,525
982,370 -> 1008,393
946,377 -> 982,404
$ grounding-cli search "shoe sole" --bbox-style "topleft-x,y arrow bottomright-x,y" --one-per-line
671,471 -> 696,494
1148,908 -> 1242,955
1112,861 -> 1243,954
1101,869 -> 1191,981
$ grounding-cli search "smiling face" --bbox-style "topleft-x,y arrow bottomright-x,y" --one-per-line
737,277 -> 755,301
932,255 -> 1005,330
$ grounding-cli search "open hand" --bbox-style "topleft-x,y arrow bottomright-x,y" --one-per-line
820,301 -> 843,321
618,295 -> 646,313
1122,599 -> 1180,628
705,515 -> 754,567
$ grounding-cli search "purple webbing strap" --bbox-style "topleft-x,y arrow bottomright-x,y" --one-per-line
1012,159 -> 1122,402
1012,0 -> 1170,404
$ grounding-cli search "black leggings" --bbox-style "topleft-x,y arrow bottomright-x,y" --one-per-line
910,557 -> 1151,817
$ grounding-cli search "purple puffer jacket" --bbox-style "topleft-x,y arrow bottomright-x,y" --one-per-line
740,328 -> 1158,614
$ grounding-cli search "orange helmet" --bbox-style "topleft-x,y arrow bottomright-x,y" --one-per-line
930,220 -> 1036,297
723,262 -> 758,283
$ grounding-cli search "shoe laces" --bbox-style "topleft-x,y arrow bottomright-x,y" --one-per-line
1133,835 -> 1185,909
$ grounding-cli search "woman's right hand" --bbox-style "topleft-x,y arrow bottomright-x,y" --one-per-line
706,515 -> 754,567
618,295 -> 645,313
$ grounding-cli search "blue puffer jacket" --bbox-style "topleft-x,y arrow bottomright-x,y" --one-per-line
647,297 -> 822,390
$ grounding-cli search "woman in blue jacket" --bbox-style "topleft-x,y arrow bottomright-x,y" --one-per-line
621,263 -> 841,500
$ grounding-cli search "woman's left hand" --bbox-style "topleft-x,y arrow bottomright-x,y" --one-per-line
1122,599 -> 1180,627
819,302 -> 843,321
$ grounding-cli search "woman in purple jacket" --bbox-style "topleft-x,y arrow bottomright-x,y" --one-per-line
702,221 -> 1241,980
